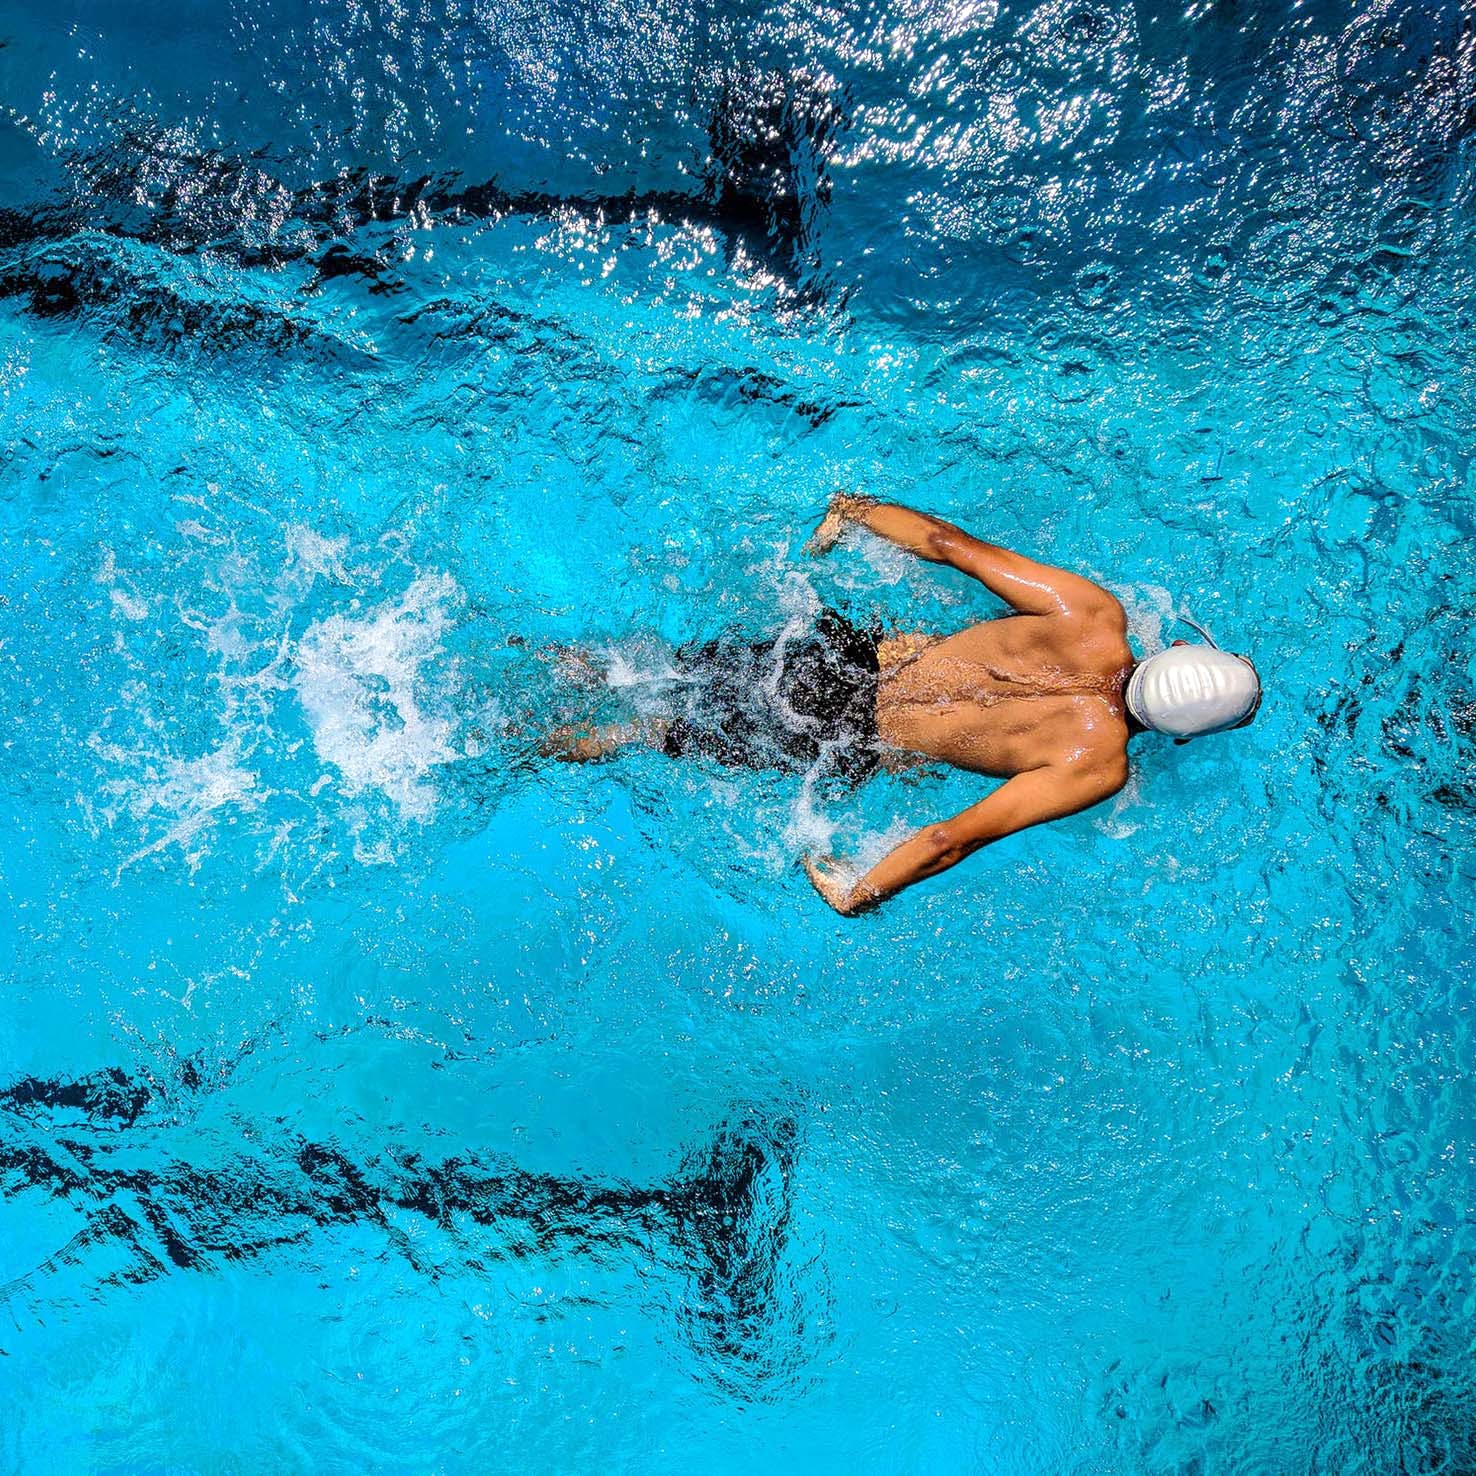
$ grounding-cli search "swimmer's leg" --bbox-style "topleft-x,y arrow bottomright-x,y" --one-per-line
539,717 -> 671,763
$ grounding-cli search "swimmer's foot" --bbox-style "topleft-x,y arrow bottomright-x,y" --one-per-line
543,644 -> 607,690
559,651 -> 606,689
539,718 -> 670,763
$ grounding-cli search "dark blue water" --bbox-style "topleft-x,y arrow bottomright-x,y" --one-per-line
1,1 -> 1474,1470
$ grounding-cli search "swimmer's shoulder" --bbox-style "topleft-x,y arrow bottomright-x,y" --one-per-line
1054,690 -> 1132,782
1058,580 -> 1127,631
1067,729 -> 1131,796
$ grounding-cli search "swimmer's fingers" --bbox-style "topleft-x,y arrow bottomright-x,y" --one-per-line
805,491 -> 865,555
802,853 -> 854,913
804,509 -> 845,557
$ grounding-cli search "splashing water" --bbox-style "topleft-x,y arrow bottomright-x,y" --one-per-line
294,570 -> 463,819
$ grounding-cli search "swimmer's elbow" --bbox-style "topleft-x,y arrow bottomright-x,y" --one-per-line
923,525 -> 965,564
920,823 -> 978,872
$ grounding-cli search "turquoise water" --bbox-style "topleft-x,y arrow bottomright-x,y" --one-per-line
1,0 -> 1474,1470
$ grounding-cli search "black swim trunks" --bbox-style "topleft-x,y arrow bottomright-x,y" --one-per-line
661,608 -> 882,784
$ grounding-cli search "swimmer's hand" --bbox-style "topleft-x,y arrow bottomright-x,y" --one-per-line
801,854 -> 875,917
804,490 -> 873,557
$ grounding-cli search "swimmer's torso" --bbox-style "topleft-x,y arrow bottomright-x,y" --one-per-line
876,611 -> 1134,777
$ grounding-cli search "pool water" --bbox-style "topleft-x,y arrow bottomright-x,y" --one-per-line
1,0 -> 1473,1470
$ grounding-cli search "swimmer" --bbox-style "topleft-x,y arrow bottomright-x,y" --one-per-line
545,494 -> 1261,915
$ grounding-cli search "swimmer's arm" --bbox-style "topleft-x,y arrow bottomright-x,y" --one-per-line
803,760 -> 1126,915
807,493 -> 1113,618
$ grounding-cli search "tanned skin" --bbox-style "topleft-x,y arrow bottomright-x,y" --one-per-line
798,493 -> 1134,915
544,493 -> 1146,914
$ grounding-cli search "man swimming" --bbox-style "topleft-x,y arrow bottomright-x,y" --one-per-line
547,493 -> 1262,915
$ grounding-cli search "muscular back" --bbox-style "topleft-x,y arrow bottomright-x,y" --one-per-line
876,608 -> 1134,777
801,495 -> 1138,915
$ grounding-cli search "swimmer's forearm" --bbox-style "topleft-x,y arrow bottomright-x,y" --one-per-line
840,499 -> 960,560
809,494 -> 976,566
812,767 -> 1123,914
864,830 -> 975,905
820,828 -> 976,915
835,496 -> 1112,619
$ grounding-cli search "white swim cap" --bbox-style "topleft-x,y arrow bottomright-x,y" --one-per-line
1125,644 -> 1260,737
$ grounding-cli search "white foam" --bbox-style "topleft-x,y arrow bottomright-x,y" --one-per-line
773,563 -> 823,623
1108,581 -> 1176,655
293,572 -> 461,820
779,790 -> 914,890
109,588 -> 150,622
97,546 -> 150,621
284,525 -> 351,584
1093,768 -> 1144,840
602,637 -> 680,692
851,531 -> 916,587
205,605 -> 252,662
780,776 -> 842,860
108,741 -> 260,874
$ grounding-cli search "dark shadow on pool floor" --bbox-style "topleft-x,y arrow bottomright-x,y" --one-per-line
0,1065 -> 817,1399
